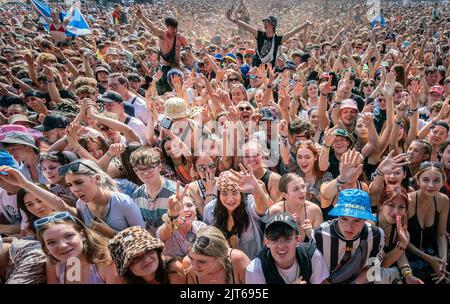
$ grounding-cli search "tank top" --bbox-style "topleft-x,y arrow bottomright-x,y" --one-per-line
407,193 -> 439,252
375,213 -> 397,253
322,181 -> 363,221
58,263 -> 105,284
260,170 -> 272,195
50,23 -> 65,32
161,34 -> 177,64
283,200 -> 309,242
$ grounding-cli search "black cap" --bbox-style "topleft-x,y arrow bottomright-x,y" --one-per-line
35,114 -> 70,131
264,213 -> 299,235
99,91 -> 123,103
24,90 -> 45,99
262,15 -> 278,28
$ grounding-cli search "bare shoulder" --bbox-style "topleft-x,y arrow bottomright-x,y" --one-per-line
437,192 -> 449,209
306,200 -> 322,212
230,249 -> 250,266
268,201 -> 284,215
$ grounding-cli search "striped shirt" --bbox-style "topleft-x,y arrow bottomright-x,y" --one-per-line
311,219 -> 384,277
132,178 -> 179,236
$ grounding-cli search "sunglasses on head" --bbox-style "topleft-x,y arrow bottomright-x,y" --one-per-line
197,163 -> 216,172
58,161 -> 97,176
34,211 -> 76,231
98,125 -> 110,132
186,231 -> 211,250
420,161 -> 444,170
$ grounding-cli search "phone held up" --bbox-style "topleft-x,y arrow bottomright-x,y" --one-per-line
160,117 -> 173,130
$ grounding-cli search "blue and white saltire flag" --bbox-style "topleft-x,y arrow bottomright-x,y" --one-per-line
30,0 -> 91,37
66,6 -> 92,36
30,0 -> 52,31
370,14 -> 386,30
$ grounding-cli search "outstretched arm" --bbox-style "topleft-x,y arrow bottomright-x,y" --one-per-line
134,6 -> 166,39
281,21 -> 312,44
226,7 -> 257,38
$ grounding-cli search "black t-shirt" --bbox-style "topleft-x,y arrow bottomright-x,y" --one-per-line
328,151 -> 340,179
351,93 -> 365,113
252,30 -> 283,67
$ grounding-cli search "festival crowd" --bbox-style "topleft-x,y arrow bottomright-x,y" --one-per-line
0,0 -> 449,284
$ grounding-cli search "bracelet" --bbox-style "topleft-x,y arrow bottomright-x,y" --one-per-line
401,269 -> 413,278
396,241 -> 407,251
336,177 -> 346,185
375,168 -> 385,176
280,135 -> 288,139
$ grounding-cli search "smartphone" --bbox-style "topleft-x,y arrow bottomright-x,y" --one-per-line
160,117 -> 173,130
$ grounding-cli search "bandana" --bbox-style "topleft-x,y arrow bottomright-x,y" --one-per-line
217,171 -> 240,192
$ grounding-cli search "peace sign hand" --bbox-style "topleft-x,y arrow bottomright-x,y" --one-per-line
168,181 -> 189,217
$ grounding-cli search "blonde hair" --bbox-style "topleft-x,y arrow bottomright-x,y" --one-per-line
190,226 -> 233,283
65,159 -> 117,192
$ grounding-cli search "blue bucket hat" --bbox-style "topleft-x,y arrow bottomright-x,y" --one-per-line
329,189 -> 376,221
0,150 -> 17,168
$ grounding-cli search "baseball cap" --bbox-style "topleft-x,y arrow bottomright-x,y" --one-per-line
262,15 -> 278,28
35,114 -> 70,131
335,128 -> 352,141
265,213 -> 299,235
428,85 -> 444,96
99,91 -> 123,103
24,90 -> 45,99
0,131 -> 38,150
95,65 -> 110,75
329,189 -> 376,221
340,99 -> 359,112
223,53 -> 238,64
214,53 -> 224,61
284,61 -> 297,71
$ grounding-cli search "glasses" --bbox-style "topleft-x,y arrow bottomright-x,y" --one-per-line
394,89 -> 403,94
227,78 -> 240,82
186,231 -> 211,250
58,161 -> 98,176
295,139 -> 314,147
363,83 -> 375,88
249,75 -> 261,80
420,161 -> 444,170
197,163 -> 216,172
34,211 -> 76,231
238,106 -> 252,111
133,163 -> 160,175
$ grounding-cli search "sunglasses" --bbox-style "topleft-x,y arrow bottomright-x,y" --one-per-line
58,161 -> 97,176
133,163 -> 160,175
420,161 -> 444,170
98,125 -> 110,132
186,231 -> 211,250
363,83 -> 375,88
249,75 -> 261,80
197,163 -> 216,172
34,211 -> 76,231
238,106 -> 252,111
227,78 -> 240,82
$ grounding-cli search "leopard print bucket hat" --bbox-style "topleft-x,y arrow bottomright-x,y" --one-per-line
108,226 -> 164,276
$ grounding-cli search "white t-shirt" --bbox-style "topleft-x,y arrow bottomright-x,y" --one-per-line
126,115 -> 147,144
125,94 -> 149,124
245,249 -> 330,284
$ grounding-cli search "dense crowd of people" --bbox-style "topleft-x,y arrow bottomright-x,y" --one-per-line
0,0 -> 449,284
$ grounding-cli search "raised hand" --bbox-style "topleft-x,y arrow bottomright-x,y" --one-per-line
377,150 -> 409,175
0,166 -> 30,187
278,119 -> 289,137
229,164 -> 260,193
323,126 -> 337,147
167,181 -> 189,217
319,75 -> 335,96
338,149 -> 363,183
395,215 -> 409,248
107,143 -> 126,157
226,105 -> 240,122
359,112 -> 373,126
66,121 -> 83,147
382,71 -> 396,96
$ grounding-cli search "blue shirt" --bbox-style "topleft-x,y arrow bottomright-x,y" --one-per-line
76,192 -> 144,231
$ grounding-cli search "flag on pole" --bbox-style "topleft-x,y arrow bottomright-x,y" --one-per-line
30,0 -> 91,37
66,6 -> 91,36
30,0 -> 51,31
